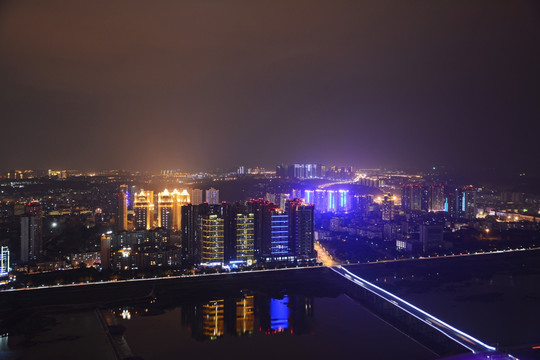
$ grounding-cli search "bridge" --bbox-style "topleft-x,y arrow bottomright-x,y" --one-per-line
328,265 -> 527,360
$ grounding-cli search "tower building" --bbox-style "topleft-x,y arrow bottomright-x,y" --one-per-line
158,189 -> 174,230
202,214 -> 225,265
116,189 -> 128,232
134,190 -> 154,230
206,187 -> 220,205
191,189 -> 203,205
172,189 -> 190,231
235,213 -> 255,265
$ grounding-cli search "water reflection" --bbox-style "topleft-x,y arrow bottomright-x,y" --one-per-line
235,295 -> 254,336
269,295 -> 289,332
114,290 -> 315,342
202,299 -> 224,339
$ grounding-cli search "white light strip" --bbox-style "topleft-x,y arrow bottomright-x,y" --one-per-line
335,266 -> 496,353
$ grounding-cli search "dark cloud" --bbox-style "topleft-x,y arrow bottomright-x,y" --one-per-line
1,0 -> 539,173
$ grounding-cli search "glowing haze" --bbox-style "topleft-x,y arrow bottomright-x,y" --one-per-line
1,0 -> 539,173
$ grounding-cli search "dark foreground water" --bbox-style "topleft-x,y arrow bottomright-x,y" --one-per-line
0,287 -> 437,360
114,292 -> 436,360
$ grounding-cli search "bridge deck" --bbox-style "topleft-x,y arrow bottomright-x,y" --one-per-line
330,265 -> 497,354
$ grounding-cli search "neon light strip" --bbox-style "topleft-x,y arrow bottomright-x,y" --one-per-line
334,266 -> 496,353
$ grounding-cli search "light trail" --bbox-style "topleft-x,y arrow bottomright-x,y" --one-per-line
355,246 -> 540,266
331,265 -> 497,354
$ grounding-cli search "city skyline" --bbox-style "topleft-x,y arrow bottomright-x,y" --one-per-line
1,1 -> 539,175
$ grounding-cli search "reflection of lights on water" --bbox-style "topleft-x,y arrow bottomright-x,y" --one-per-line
122,310 -> 131,320
270,296 -> 289,332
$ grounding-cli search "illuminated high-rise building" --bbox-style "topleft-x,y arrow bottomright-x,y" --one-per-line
271,212 -> 289,259
402,184 -> 427,211
206,187 -> 220,205
285,199 -> 316,263
429,184 -> 445,212
158,189 -> 174,230
246,199 -> 277,259
338,190 -> 350,212
181,204 -> 203,264
0,246 -> 10,276
172,189 -> 190,231
191,189 -> 203,205
202,214 -> 224,265
327,190 -> 337,212
279,193 -> 290,211
304,190 -> 314,205
20,212 -> 42,263
291,163 -> 322,179
314,189 -> 327,212
134,190 -> 154,230
381,193 -> 395,221
116,189 -> 128,232
458,186 -> 477,220
100,233 -> 112,270
236,213 -> 254,264
202,299 -> 224,339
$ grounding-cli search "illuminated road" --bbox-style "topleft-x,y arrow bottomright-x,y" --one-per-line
0,265 -> 323,293
331,265 -> 502,355
315,241 -> 338,266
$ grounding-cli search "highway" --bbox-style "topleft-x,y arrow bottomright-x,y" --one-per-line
330,265 -> 500,354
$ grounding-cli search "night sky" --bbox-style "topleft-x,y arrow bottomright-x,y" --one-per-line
1,1 -> 539,173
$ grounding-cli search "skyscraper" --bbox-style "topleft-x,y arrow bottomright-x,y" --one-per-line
206,187 -> 220,205
134,190 -> 154,230
116,190 -> 128,232
246,199 -> 277,258
172,189 -> 190,231
402,184 -> 426,211
202,214 -> 224,265
458,186 -> 477,220
20,213 -> 42,263
381,193 -> 395,221
181,204 -> 203,264
327,190 -> 337,212
158,189 -> 174,230
0,246 -> 10,276
235,213 -> 254,264
286,199 -> 316,263
338,190 -> 350,212
429,184 -> 445,212
304,190 -> 314,205
191,189 -> 203,205
100,233 -> 112,270
271,212 -> 290,260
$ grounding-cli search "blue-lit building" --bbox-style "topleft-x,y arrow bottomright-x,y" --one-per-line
327,190 -> 337,212
338,190 -> 350,212
271,214 -> 290,259
304,190 -> 314,205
